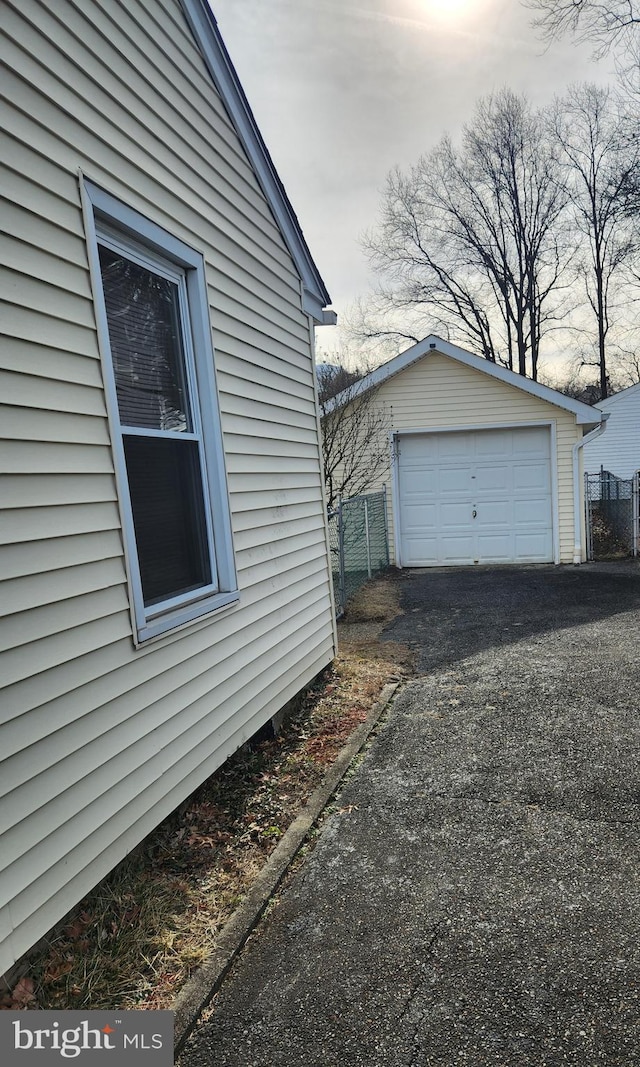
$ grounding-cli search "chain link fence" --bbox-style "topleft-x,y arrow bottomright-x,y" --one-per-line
327,490 -> 390,616
585,471 -> 639,560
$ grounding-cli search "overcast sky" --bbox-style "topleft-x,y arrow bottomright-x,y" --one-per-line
212,0 -> 617,359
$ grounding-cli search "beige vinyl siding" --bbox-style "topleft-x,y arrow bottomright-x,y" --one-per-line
0,531 -> 124,582
0,0 -> 335,973
1,503 -> 120,545
8,639 -> 333,975
1,338 -> 104,387
348,352 -> 583,565
0,598 -> 331,851
3,567 -> 331,745
2,371 -> 105,417
1,559 -> 126,619
2,440 -> 114,476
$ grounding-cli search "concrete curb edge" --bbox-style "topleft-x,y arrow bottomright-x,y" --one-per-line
172,679 -> 400,1054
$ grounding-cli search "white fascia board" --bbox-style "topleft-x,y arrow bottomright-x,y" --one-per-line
303,287 -> 337,325
325,335 -> 604,426
179,0 -> 332,325
322,342 -> 430,416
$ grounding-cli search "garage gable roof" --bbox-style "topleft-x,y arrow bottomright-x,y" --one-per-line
325,335 -> 603,426
179,0 -> 333,325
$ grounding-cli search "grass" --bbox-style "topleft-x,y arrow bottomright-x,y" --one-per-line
1,575 -> 412,1014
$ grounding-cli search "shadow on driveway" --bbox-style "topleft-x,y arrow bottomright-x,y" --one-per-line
384,562 -> 640,673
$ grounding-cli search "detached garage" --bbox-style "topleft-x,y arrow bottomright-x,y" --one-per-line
398,425 -> 555,566
327,336 -> 606,567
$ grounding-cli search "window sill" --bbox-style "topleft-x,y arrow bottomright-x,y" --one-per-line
134,589 -> 240,646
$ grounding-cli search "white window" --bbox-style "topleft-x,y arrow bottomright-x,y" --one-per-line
82,181 -> 237,642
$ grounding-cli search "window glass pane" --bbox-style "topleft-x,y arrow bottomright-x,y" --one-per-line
123,435 -> 213,605
99,244 -> 191,431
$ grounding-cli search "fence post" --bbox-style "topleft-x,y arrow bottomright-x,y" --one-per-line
634,472 -> 639,558
337,498 -> 346,611
364,497 -> 372,578
381,484 -> 390,567
585,472 -> 593,562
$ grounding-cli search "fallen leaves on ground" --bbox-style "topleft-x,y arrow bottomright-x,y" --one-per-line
2,576 -> 411,1014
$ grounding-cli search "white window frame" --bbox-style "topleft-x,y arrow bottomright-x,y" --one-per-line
81,179 -> 238,643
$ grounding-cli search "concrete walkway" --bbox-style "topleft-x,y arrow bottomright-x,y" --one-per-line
180,564 -> 640,1067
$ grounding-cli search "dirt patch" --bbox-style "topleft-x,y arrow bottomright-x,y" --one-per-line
1,575 -> 411,1014
339,574 -> 413,675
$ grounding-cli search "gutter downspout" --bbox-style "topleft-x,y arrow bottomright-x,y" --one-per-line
572,415 -> 609,564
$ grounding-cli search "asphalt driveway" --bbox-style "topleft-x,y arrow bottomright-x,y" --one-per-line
180,563 -> 640,1066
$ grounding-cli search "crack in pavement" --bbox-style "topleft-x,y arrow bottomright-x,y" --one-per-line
395,921 -> 444,1026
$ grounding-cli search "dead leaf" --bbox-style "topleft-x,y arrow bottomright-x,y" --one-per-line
11,977 -> 36,1007
44,960 -> 73,982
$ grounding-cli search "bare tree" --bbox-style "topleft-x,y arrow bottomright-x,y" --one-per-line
364,90 -> 571,379
528,0 -> 640,98
543,367 -> 622,402
610,342 -> 640,382
318,364 -> 391,511
552,84 -> 639,397
528,0 -> 640,52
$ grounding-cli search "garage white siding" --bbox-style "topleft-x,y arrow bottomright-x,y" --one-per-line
397,427 -> 554,566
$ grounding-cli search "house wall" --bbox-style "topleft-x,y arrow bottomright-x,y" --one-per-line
344,352 -> 584,565
0,0 -> 335,974
583,385 -> 640,479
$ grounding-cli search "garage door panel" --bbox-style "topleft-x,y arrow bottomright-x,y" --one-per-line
399,468 -> 438,495
514,498 -> 550,525
475,501 -> 511,526
397,427 -> 554,566
513,465 -> 550,492
475,466 -> 509,492
401,436 -> 439,462
438,434 -> 473,459
475,430 -> 512,457
438,467 -> 473,493
441,535 -> 475,562
512,426 -> 550,456
515,532 -> 553,559
402,503 -> 438,529
476,533 -> 513,560
402,536 -> 440,564
440,501 -> 475,527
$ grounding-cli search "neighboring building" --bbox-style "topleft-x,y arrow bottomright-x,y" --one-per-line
325,336 -> 606,567
0,0 -> 336,975
584,383 -> 640,479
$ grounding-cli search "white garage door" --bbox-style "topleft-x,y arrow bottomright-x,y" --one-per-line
397,427 -> 554,566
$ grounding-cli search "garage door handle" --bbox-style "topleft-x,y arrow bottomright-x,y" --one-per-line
472,509 -> 477,518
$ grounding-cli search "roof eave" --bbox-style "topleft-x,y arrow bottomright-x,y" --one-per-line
179,0 -> 333,324
326,335 -> 607,424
